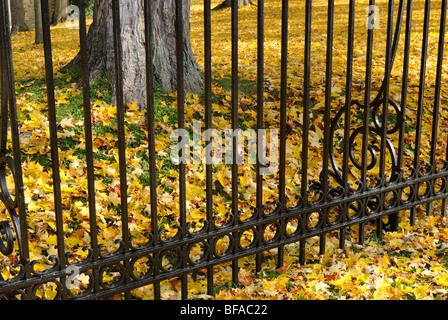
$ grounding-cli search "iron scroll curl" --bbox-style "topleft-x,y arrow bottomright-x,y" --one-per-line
324,0 -> 405,193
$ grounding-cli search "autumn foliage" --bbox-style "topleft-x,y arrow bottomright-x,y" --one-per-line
2,0 -> 448,299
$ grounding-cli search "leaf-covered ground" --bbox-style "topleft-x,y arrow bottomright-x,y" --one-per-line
1,0 -> 448,299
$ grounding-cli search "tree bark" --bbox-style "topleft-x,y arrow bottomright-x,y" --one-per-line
52,0 -> 69,25
72,0 -> 202,107
34,0 -> 43,44
10,0 -> 29,34
213,0 -> 254,10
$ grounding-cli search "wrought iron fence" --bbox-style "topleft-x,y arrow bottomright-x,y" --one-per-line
0,0 -> 447,299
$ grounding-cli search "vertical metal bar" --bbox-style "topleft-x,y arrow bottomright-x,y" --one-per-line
414,0 -> 431,219
427,0 -> 447,217
347,0 -> 366,246
322,0 -> 334,205
322,0 -> 337,251
303,0 -> 322,257
279,0 -> 288,216
302,0 -> 312,205
343,0 -> 358,245
377,0 -> 395,238
342,0 -> 355,195
339,226 -> 346,249
175,0 -> 188,300
0,34 -> 7,156
203,0 -> 214,296
408,0 -> 418,226
231,0 -> 239,286
364,0 -> 376,239
410,206 -> 416,226
442,198 -> 447,217
78,0 -> 99,294
425,0 -> 445,217
414,0 -> 431,176
1,0 -> 31,286
398,0 -> 412,177
255,0 -> 265,272
40,0 -> 66,297
111,0 -> 131,300
339,4 -> 355,190
430,0 -> 446,171
379,0 -> 394,188
319,222 -> 326,255
279,0 -> 289,265
299,0 -> 313,264
362,1 -> 374,193
143,0 -> 160,300
400,0 -> 413,225
299,238 -> 306,265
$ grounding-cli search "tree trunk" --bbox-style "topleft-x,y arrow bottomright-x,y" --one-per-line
7,0 -> 11,33
73,0 -> 202,107
10,0 -> 29,34
52,0 -> 69,25
34,0 -> 43,44
213,0 -> 254,10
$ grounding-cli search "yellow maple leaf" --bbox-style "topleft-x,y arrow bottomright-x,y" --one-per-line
437,273 -> 448,287
413,285 -> 429,300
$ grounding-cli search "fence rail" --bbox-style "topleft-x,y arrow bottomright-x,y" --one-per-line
0,0 -> 447,299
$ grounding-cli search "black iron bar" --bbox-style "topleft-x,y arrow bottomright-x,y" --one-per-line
298,0 -> 312,265
342,0 -> 355,196
203,0 -> 214,295
343,0 -> 359,245
429,0 -> 446,171
143,0 -> 161,300
302,0 -> 312,206
322,0 -> 334,206
398,0 -> 412,181
411,0 -> 430,223
429,0 -> 447,216
40,0 -> 67,298
175,0 -> 188,300
1,0 -> 31,285
379,0 -> 394,187
279,0 -> 288,215
322,0 -> 339,250
364,0 -> 375,239
0,29 -> 7,155
362,1 -> 374,194
277,0 -> 289,268
414,0 -> 431,176
377,0 -> 394,237
303,0 -> 324,257
78,0 -> 100,295
231,0 -> 239,286
319,0 -> 334,254
398,0 -> 413,223
111,0 -> 131,300
256,0 -> 265,272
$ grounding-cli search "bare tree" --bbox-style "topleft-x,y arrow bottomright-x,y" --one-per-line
71,0 -> 202,107
34,0 -> 43,44
10,0 -> 29,34
52,0 -> 69,25
213,0 -> 254,10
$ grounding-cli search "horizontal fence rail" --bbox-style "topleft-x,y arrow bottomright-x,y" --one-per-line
0,0 -> 447,299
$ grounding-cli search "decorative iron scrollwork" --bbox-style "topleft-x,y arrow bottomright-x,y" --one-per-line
0,156 -> 22,256
0,0 -> 27,266
328,97 -> 401,190
323,0 -> 405,194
